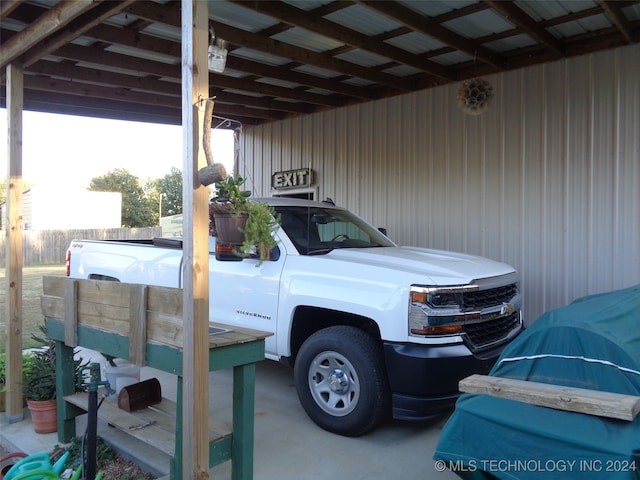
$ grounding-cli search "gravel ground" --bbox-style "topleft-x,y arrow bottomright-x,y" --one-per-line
95,455 -> 155,479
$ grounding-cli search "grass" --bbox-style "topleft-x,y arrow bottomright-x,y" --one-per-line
0,264 -> 66,354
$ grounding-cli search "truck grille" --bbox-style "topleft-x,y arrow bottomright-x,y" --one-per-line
428,283 -> 518,310
463,284 -> 518,310
464,312 -> 521,351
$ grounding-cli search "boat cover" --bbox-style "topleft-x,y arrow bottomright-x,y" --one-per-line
434,284 -> 640,479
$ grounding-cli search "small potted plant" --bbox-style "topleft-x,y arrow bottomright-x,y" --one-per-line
22,326 -> 87,433
209,174 -> 280,265
23,342 -> 58,433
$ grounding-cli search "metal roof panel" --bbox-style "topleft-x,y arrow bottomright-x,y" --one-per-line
335,49 -> 393,68
271,27 -> 344,52
105,45 -> 176,65
430,50 -> 474,66
292,64 -> 344,79
385,32 -> 446,54
483,34 -> 537,53
208,0 -> 278,32
623,3 -> 640,21
516,0 -> 597,22
229,48 -> 292,67
443,9 -> 516,37
397,0 -> 479,17
324,4 -> 403,35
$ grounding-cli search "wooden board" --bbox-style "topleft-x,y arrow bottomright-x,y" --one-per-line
64,391 -> 232,457
459,374 -> 640,421
41,276 -> 271,350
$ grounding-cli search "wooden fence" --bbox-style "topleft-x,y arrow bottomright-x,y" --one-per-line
0,227 -> 162,266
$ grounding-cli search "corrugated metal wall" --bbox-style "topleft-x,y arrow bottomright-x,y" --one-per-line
239,43 -> 640,324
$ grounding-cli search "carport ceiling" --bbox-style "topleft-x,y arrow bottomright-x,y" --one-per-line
2,0 -> 639,127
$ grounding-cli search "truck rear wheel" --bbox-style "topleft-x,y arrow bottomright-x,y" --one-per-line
294,325 -> 389,436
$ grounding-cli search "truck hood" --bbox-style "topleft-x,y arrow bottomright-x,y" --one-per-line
324,246 -> 515,285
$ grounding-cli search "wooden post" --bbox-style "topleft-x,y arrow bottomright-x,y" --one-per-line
181,1 -> 211,478
4,63 -> 24,423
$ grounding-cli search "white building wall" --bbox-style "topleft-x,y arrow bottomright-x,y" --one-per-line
28,188 -> 122,230
238,43 -> 640,324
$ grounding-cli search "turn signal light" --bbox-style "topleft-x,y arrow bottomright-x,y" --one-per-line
411,291 -> 428,304
410,324 -> 463,336
215,244 -> 236,254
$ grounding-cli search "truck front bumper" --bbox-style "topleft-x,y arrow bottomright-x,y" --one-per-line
382,340 -> 511,421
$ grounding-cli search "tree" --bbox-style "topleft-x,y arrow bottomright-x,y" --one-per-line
88,169 -> 155,227
158,167 -> 183,217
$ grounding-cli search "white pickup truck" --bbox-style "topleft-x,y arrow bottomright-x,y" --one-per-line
67,197 -> 524,436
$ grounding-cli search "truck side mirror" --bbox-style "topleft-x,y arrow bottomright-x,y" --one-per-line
214,244 -> 280,263
215,243 -> 243,262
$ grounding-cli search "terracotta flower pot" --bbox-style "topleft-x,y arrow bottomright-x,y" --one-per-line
27,399 -> 58,434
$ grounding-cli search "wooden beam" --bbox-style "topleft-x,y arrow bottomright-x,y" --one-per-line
181,0 -> 211,477
123,0 -> 413,91
0,0 -> 97,68
213,20 -> 415,92
22,75 -> 181,109
27,60 -> 181,96
224,55 -> 375,100
460,374 -> 640,421
233,0 -> 456,79
24,60 -> 317,114
31,45 -> 346,107
20,0 -> 138,68
86,22 -> 182,59
128,284 -> 148,366
0,0 -> 21,19
484,0 -> 566,57
38,6 -> 370,104
211,74 -> 346,107
358,0 -> 507,70
598,0 -> 633,44
63,279 -> 78,347
54,43 -> 180,79
124,1 -> 378,100
4,63 -> 24,422
18,89 -> 181,125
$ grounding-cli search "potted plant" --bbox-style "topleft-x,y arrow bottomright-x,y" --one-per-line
209,174 -> 280,265
22,326 -> 87,433
22,342 -> 58,433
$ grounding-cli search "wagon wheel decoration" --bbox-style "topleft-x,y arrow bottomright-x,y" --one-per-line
457,78 -> 494,115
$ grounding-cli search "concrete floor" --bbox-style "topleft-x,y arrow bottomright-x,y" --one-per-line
1,348 -> 459,480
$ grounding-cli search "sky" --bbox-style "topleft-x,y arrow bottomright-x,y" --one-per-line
1,110 -> 235,190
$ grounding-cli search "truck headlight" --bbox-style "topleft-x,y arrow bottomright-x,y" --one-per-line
409,286 -> 478,337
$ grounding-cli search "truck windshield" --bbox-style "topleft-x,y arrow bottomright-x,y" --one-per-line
275,206 -> 395,255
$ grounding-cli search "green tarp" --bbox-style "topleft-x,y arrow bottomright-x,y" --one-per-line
434,285 -> 640,479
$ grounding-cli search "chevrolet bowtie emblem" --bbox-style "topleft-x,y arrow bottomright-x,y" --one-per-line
501,303 -> 515,315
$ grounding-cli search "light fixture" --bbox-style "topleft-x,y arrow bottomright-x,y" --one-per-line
208,26 -> 227,73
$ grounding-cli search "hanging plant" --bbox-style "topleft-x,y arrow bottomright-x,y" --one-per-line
209,174 -> 280,265
457,78 -> 494,115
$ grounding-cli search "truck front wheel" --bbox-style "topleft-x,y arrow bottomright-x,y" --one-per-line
294,326 -> 389,436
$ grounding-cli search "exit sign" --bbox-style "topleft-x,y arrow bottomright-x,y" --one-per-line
271,168 -> 314,190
